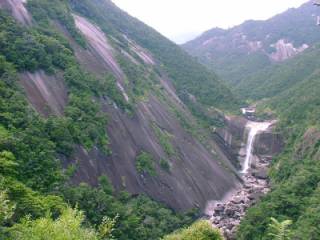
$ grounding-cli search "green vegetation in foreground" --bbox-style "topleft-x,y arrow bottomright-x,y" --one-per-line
60,178 -> 196,240
268,218 -> 292,240
7,207 -> 115,240
163,221 -> 223,240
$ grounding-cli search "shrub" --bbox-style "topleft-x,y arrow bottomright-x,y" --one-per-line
160,159 -> 171,172
152,124 -> 175,156
135,152 -> 156,176
9,208 -> 100,240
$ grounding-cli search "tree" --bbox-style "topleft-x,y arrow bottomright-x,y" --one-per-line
163,221 -> 223,240
0,151 -> 18,176
268,217 -> 292,240
98,215 -> 118,240
0,190 -> 15,225
9,208 -> 101,240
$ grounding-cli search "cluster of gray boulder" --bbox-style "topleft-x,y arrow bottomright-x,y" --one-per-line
210,156 -> 272,239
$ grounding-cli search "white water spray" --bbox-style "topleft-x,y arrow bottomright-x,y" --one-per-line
241,121 -> 272,174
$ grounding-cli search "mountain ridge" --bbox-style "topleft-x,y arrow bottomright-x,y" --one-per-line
183,0 -> 319,91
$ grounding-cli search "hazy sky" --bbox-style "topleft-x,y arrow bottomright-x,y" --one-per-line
112,0 -> 309,43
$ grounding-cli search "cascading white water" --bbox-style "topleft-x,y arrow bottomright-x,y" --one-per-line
240,121 -> 272,174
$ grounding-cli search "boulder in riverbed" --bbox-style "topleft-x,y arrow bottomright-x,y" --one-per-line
252,167 -> 268,179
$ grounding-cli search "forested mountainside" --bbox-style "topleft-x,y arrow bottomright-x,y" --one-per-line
0,0 -> 245,239
234,43 -> 320,100
183,1 -> 320,99
236,44 -> 320,240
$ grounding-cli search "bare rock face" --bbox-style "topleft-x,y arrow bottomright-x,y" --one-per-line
198,33 -> 264,55
269,39 -> 309,62
62,93 -> 240,211
0,0 -> 31,25
122,34 -> 155,65
73,15 -> 125,83
215,116 -> 248,169
20,71 -> 68,117
199,36 -> 309,62
254,130 -> 284,156
49,15 -> 241,211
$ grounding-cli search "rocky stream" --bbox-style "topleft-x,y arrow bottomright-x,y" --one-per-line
207,117 -> 275,239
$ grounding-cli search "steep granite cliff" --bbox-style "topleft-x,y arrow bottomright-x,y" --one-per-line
0,0 -> 242,211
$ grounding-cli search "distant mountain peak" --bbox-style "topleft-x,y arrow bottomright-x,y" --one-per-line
183,1 -> 320,86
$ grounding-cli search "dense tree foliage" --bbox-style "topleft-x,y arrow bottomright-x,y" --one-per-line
0,12 -> 73,72
236,44 -> 320,100
28,0 -> 86,47
9,208 -> 108,240
0,55 -> 63,192
61,178 -> 195,240
267,218 -> 292,240
0,10 -> 110,154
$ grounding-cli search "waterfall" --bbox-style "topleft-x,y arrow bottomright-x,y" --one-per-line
240,121 -> 272,174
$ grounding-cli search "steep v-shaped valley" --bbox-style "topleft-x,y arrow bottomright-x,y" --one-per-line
3,0 -> 313,239
185,1 -> 320,239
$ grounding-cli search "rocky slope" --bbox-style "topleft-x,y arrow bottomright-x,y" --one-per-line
0,0 -> 31,25
0,0 -> 242,211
